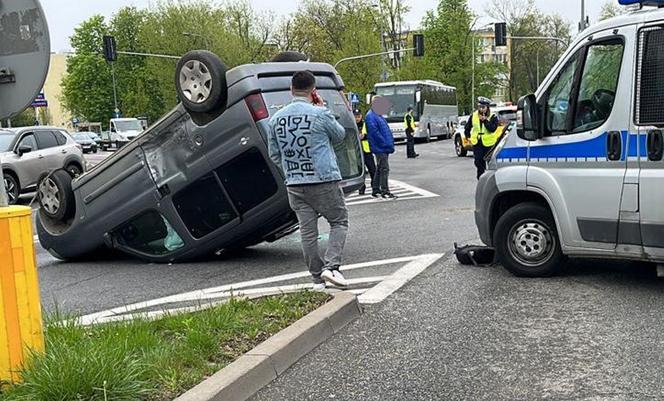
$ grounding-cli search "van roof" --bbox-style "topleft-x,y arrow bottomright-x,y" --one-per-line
375,80 -> 456,90
581,6 -> 664,38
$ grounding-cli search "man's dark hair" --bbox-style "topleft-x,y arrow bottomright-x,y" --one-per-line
292,71 -> 316,91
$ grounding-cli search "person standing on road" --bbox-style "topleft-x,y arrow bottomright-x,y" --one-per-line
404,106 -> 419,159
355,109 -> 376,196
365,96 -> 397,199
267,71 -> 349,291
465,97 -> 499,180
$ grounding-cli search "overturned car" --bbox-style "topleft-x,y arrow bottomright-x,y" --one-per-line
36,51 -> 364,262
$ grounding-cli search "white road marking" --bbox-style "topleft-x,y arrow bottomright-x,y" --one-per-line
346,179 -> 438,206
358,253 -> 444,304
75,254 -> 442,325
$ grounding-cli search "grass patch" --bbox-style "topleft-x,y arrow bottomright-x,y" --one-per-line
0,291 -> 330,401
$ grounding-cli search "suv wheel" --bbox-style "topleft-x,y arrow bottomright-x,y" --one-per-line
38,170 -> 75,221
3,173 -> 19,205
455,135 -> 467,157
175,51 -> 228,114
493,202 -> 563,277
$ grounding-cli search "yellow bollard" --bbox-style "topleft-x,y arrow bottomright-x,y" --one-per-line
0,206 -> 43,383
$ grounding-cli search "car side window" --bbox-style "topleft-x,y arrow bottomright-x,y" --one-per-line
35,131 -> 59,149
546,52 -> 580,134
572,39 -> 624,132
54,130 -> 68,146
17,134 -> 38,151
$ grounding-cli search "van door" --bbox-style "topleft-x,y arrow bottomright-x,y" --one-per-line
635,25 -> 664,260
530,30 -> 629,251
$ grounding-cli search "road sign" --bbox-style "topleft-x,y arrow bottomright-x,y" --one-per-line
72,117 -> 80,125
349,92 -> 360,104
31,92 -> 47,108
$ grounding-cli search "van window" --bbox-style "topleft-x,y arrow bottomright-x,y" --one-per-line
115,211 -> 184,255
636,27 -> 664,125
546,53 -> 579,133
572,40 -> 624,132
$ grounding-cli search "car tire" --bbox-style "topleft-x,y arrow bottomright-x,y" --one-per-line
270,51 -> 308,62
455,135 -> 467,157
93,147 -> 98,154
38,170 -> 75,221
493,202 -> 563,277
66,163 -> 82,177
3,172 -> 19,205
175,50 -> 228,114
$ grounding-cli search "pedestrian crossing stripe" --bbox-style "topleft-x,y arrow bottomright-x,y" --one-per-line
346,179 -> 439,206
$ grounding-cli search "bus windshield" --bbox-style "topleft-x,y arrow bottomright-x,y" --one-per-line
375,86 -> 417,122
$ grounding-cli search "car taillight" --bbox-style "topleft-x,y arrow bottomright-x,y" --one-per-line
245,94 -> 269,122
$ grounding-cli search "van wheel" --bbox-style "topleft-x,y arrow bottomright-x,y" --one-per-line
38,170 -> 75,221
3,172 -> 19,205
455,136 -> 467,157
176,51 -> 227,114
270,51 -> 308,62
493,202 -> 563,277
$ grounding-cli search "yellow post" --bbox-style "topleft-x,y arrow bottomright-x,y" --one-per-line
0,206 -> 43,383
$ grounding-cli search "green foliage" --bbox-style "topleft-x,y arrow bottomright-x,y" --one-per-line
599,1 -> 626,21
9,108 -> 38,127
0,292 -> 329,401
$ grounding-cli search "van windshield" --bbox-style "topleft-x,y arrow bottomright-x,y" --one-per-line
114,120 -> 143,131
0,132 -> 15,151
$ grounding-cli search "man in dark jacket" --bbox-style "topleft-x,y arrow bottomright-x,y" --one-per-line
465,97 -> 499,180
365,96 -> 397,199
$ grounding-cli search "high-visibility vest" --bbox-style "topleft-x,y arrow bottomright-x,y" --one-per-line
404,112 -> 415,130
360,123 -> 370,153
470,111 -> 499,147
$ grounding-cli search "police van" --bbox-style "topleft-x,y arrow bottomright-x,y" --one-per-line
475,0 -> 664,277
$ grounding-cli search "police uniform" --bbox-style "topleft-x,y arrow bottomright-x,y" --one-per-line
465,105 -> 499,180
404,110 -> 418,158
358,119 -> 376,195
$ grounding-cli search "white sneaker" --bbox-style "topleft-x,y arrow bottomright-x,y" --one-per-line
321,269 -> 348,287
312,282 -> 326,292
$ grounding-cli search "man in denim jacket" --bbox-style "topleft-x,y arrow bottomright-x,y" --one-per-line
268,71 -> 349,290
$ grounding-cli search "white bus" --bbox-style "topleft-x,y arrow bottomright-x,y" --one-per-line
373,80 -> 458,141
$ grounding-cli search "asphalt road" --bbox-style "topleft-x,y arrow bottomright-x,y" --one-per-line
34,139 -> 664,399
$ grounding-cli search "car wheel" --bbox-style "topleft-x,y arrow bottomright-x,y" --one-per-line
93,147 -> 98,154
3,172 -> 19,205
66,164 -> 82,177
493,202 -> 563,277
455,136 -> 467,157
270,51 -> 308,62
175,50 -> 228,114
38,170 -> 75,221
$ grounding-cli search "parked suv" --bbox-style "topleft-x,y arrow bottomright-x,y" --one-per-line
36,51 -> 364,262
1,126 -> 85,205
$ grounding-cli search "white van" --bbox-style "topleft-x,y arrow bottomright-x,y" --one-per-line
475,1 -> 664,277
101,118 -> 145,149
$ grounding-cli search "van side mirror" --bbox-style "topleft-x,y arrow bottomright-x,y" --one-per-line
111,127 -> 116,133
366,94 -> 373,105
17,146 -> 32,157
517,94 -> 540,141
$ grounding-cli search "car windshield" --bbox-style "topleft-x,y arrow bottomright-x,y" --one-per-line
73,133 -> 90,140
114,120 -> 143,131
0,132 -> 15,151
375,86 -> 417,121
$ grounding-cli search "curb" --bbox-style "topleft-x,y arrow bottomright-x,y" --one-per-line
174,291 -> 362,401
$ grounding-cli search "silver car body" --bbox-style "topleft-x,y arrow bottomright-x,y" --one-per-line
1,126 -> 85,196
475,5 -> 664,264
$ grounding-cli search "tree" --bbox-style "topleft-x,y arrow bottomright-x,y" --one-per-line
599,2 -> 625,21
9,108 -> 38,127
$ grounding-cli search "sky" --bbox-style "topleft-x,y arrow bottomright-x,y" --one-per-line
41,0 -> 608,52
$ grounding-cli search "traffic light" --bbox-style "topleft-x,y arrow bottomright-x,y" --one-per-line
413,34 -> 425,57
103,35 -> 117,62
495,23 -> 507,47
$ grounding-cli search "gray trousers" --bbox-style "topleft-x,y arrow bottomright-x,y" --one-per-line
287,181 -> 349,283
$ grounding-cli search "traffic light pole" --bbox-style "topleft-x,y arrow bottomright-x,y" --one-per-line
334,48 -> 416,69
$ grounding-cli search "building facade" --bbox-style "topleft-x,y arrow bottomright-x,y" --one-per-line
473,26 -> 512,104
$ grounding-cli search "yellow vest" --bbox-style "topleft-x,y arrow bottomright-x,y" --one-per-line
404,112 -> 415,130
360,123 -> 370,153
470,111 -> 499,147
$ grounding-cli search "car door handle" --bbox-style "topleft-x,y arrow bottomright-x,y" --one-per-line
606,131 -> 622,161
647,129 -> 663,161
61,150 -> 67,154
38,155 -> 44,159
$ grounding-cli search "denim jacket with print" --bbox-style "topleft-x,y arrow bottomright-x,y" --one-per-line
268,98 -> 347,186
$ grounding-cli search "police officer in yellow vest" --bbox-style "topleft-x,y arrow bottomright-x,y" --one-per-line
354,109 -> 376,195
404,107 -> 419,159
464,97 -> 499,180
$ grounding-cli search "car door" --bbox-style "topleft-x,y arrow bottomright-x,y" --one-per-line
34,130 -> 64,172
634,25 -> 664,259
529,29 -> 630,251
9,132 -> 44,188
